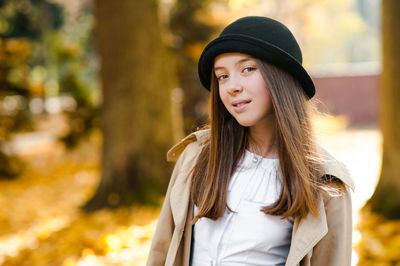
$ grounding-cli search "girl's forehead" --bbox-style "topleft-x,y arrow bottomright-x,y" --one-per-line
213,53 -> 254,68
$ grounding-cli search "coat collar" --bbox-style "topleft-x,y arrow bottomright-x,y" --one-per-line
166,129 -> 208,162
317,145 -> 355,191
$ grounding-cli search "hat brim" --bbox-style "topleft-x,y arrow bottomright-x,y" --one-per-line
198,34 -> 315,98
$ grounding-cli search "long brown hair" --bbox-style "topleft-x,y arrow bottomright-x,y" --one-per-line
191,59 -> 338,223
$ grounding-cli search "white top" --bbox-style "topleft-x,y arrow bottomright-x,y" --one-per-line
191,150 -> 294,266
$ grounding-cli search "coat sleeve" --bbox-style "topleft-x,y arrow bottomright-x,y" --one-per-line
146,148 -> 187,266
310,186 -> 353,266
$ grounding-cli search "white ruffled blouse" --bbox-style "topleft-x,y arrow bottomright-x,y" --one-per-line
191,150 -> 294,266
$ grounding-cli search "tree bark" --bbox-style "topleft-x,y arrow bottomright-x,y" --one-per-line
83,0 -> 174,211
368,0 -> 400,219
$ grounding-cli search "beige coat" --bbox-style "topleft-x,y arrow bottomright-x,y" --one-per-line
147,129 -> 355,266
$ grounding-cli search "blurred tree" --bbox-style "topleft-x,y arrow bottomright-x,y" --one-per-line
169,0 -> 216,133
83,0 -> 174,211
0,0 -> 101,151
368,0 -> 400,219
0,0 -> 63,179
55,2 -> 100,149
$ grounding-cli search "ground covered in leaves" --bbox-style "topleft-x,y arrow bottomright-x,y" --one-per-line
355,209 -> 400,266
0,122 -> 399,265
0,131 -> 160,266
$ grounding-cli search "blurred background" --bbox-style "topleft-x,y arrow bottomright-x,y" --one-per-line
0,0 -> 399,265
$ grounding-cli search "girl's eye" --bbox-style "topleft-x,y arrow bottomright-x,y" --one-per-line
243,66 -> 256,73
217,74 -> 228,81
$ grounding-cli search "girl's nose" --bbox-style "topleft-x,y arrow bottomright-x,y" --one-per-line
227,76 -> 243,95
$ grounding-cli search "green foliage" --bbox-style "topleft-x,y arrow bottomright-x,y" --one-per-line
0,0 -> 63,39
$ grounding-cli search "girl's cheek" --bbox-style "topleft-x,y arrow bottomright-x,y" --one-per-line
220,88 -> 226,98
219,87 -> 226,100
219,90 -> 230,109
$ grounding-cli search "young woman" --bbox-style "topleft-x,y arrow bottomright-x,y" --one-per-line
147,16 -> 354,266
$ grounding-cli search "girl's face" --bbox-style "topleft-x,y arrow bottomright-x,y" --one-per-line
214,53 -> 273,127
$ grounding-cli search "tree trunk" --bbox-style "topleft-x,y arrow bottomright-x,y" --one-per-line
368,0 -> 400,219
83,0 -> 174,211
169,0 -> 215,133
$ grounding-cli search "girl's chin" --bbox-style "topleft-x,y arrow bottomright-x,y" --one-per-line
231,110 -> 274,127
233,114 -> 272,127
234,118 -> 257,127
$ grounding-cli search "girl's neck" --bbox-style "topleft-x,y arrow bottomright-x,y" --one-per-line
248,116 -> 278,158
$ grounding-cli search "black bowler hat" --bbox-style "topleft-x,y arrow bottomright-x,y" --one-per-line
198,16 -> 315,98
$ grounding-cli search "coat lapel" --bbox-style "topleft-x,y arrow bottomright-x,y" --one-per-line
285,197 -> 328,266
169,133 -> 205,229
170,167 -> 192,229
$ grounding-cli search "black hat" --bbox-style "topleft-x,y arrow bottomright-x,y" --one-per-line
198,16 -> 315,98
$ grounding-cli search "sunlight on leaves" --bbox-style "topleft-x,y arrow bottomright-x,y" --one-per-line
228,0 -> 258,11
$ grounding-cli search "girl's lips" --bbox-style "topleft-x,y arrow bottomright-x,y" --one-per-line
232,100 -> 251,113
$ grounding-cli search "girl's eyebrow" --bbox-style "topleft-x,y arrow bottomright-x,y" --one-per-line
214,57 -> 253,71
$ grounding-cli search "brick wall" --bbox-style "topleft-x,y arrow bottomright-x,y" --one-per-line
313,74 -> 379,126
